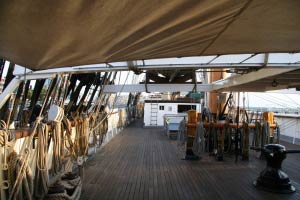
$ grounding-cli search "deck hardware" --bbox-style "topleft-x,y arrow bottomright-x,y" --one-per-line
1,180 -> 9,189
77,156 -> 84,166
271,79 -> 278,87
48,105 -> 64,122
252,144 -> 300,193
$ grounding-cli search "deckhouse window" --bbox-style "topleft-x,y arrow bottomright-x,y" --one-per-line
178,105 -> 196,113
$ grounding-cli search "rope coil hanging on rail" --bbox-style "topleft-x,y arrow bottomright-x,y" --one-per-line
34,122 -> 49,199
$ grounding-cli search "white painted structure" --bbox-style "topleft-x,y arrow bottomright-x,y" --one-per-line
143,100 -> 200,127
274,114 -> 300,144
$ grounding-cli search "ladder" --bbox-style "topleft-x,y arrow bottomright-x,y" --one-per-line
150,103 -> 158,126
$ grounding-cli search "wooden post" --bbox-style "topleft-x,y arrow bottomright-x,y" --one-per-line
208,71 -> 227,120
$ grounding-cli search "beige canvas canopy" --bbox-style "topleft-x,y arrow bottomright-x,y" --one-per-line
0,0 -> 299,70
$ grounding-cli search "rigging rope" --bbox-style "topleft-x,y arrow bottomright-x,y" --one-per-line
177,119 -> 187,159
223,122 -> 232,154
51,122 -> 63,175
192,123 -> 205,156
8,151 -> 33,200
8,77 -> 55,200
17,80 -> 31,126
89,71 -> 130,134
275,122 -> 280,144
74,117 -> 89,157
62,116 -> 76,160
241,122 -> 249,160
216,127 -> 224,160
226,94 -> 236,123
251,93 -> 296,109
253,122 -> 261,147
207,122 -> 217,153
34,123 -> 49,199
261,122 -> 270,147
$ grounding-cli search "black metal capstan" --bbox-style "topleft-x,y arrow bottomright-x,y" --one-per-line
253,144 -> 300,193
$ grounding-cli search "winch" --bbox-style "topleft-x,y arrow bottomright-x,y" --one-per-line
253,144 -> 300,193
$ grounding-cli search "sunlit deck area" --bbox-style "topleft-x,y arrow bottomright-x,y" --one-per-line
81,120 -> 300,200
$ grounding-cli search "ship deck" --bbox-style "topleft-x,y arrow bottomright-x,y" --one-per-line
81,120 -> 300,200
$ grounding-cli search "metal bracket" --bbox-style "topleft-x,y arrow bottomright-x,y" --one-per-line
0,78 -> 21,110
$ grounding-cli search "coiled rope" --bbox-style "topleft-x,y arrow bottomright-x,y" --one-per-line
34,123 -> 49,199
241,122 -> 249,160
45,174 -> 82,200
8,151 -> 33,200
223,122 -> 232,154
90,112 -> 108,148
0,120 -> 14,199
9,77 -> 55,200
192,123 -> 205,156
262,122 -> 270,147
51,122 -> 63,175
62,116 -> 76,160
74,116 -> 89,157
207,122 -> 217,153
253,122 -> 261,147
177,119 -> 187,159
216,127 -> 224,159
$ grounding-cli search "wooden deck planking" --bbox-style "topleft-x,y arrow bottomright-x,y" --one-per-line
81,121 -> 300,200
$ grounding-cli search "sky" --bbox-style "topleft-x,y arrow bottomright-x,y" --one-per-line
3,53 -> 300,108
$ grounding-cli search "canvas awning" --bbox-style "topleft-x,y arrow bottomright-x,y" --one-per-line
0,0 -> 299,70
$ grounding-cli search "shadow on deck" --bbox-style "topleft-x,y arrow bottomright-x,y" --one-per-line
81,120 -> 300,200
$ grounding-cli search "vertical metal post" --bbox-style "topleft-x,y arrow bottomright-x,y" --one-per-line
235,92 -> 240,162
294,119 -> 299,144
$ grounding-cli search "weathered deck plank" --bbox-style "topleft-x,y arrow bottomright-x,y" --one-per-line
81,121 -> 300,200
